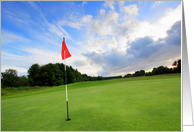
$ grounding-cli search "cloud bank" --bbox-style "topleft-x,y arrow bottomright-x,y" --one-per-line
1,1 -> 181,77
83,20 -> 181,76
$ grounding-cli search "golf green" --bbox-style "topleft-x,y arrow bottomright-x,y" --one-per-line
1,74 -> 181,131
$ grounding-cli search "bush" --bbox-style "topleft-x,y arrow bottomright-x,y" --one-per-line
1,88 -> 6,95
6,87 -> 14,90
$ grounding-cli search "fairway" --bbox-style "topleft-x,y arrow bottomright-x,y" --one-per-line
1,74 -> 181,131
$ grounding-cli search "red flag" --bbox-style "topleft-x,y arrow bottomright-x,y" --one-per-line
61,38 -> 71,60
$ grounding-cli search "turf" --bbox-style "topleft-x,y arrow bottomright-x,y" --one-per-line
1,74 -> 181,131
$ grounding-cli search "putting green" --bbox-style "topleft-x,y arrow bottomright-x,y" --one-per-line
1,74 -> 181,131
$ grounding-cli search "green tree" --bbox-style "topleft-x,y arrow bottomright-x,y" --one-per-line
145,71 -> 152,76
74,69 -> 83,82
56,63 -> 77,84
35,63 -> 64,86
18,75 -> 29,87
28,63 -> 40,86
82,74 -> 89,81
97,76 -> 103,80
152,66 -> 169,75
172,59 -> 181,73
66,66 -> 76,84
177,59 -> 181,72
124,73 -> 132,78
133,70 -> 145,77
1,69 -> 18,88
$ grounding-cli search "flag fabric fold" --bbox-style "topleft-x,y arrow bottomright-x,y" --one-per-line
61,38 -> 71,60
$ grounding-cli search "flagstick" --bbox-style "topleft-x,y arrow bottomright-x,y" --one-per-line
64,50 -> 71,121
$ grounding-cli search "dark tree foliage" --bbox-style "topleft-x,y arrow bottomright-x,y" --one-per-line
1,69 -> 29,88
133,70 -> 145,77
70,66 -> 83,82
124,59 -> 181,78
34,63 -> 64,86
27,63 -> 85,86
177,59 -> 181,72
103,76 -> 122,80
124,73 -> 132,78
27,63 -> 40,86
172,59 -> 181,73
1,69 -> 18,88
1,59 -> 181,88
145,72 -> 152,76
152,66 -> 169,75
18,75 -> 30,87
81,74 -> 89,81
66,66 -> 76,84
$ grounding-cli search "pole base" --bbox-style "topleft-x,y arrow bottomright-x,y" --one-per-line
66,118 -> 71,121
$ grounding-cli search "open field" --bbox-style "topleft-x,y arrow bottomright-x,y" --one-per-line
1,74 -> 181,131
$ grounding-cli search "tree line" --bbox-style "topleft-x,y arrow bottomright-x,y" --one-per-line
123,59 -> 181,78
1,59 -> 181,89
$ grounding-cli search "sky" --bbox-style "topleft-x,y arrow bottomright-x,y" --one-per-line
1,1 -> 182,77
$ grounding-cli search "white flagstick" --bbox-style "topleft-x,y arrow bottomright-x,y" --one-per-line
64,47 -> 71,121
64,56 -> 68,102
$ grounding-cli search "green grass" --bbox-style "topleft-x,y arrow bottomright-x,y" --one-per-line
1,74 -> 181,131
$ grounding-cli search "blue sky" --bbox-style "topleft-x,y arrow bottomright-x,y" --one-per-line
1,1 -> 181,77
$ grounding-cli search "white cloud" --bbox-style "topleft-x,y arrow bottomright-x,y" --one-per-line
119,3 -> 181,43
48,24 -> 64,39
1,65 -> 28,76
83,1 -> 182,76
27,1 -> 40,12
56,24 -> 74,42
58,14 -> 92,30
1,1 -> 182,77
121,4 -> 139,19
90,36 -> 118,50
1,45 -> 74,76
6,48 -> 59,63
1,30 -> 30,44
157,4 -> 181,29
27,1 -> 48,23
89,10 -> 119,37
87,3 -> 181,61
72,59 -> 89,68
152,1 -> 164,9
77,42 -> 83,45
118,1 -> 125,11
81,15 -> 93,24
82,1 -> 87,6
103,1 -> 115,11
22,48 -> 62,65
84,21 -> 181,76
3,8 -> 35,27
99,9 -> 106,16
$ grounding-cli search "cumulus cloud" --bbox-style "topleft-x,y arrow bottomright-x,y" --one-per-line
84,2 -> 181,76
165,21 -> 181,46
83,20 -> 181,76
90,36 -> 118,49
89,4 -> 139,38
122,4 -> 139,19
2,1 -> 181,77
89,10 -> 119,37
103,1 -> 115,11
83,49 -> 128,76
72,59 -> 88,68
89,2 -> 181,48
118,1 -> 125,11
